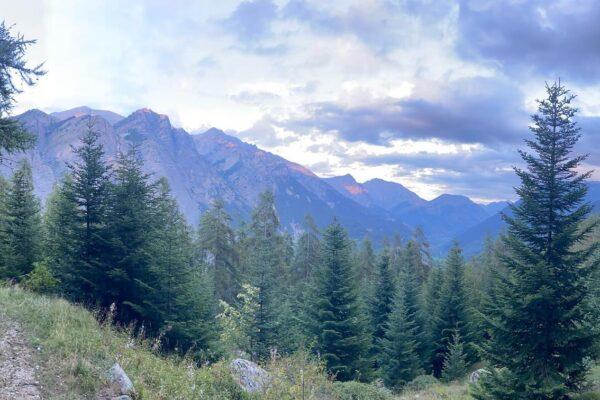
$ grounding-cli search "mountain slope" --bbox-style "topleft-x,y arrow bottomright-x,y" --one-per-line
362,178 -> 425,211
10,107 -> 410,242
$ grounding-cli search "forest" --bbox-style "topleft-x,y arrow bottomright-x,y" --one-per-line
1,19 -> 599,400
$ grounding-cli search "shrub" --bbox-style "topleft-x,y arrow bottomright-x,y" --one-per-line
21,260 -> 59,294
333,381 -> 393,400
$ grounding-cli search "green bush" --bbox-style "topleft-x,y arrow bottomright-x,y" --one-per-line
404,374 -> 439,391
333,381 -> 393,400
21,260 -> 59,294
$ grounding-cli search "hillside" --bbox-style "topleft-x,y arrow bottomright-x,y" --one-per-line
0,285 -> 477,400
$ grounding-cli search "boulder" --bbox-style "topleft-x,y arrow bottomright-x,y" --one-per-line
469,368 -> 490,384
107,363 -> 135,395
229,358 -> 270,393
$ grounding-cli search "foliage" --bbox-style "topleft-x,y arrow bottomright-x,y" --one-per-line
404,374 -> 439,392
217,283 -> 260,356
474,81 -> 600,399
21,260 -> 59,294
441,331 -> 468,382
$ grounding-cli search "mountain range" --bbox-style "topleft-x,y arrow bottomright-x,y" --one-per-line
7,106 -> 599,257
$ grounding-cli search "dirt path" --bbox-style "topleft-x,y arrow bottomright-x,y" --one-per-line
0,314 -> 42,400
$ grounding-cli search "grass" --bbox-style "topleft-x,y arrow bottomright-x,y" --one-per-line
3,284 -> 595,400
0,285 -> 249,399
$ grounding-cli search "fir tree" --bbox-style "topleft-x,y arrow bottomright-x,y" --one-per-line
368,250 -> 396,364
431,244 -> 473,376
150,179 -> 216,356
474,82 -> 599,399
62,123 -> 113,302
245,190 -> 283,360
4,160 -> 42,280
441,330 -> 468,382
105,146 -> 157,323
310,220 -> 369,381
354,237 -> 376,298
378,277 -> 423,389
197,199 -> 239,303
0,22 -> 44,159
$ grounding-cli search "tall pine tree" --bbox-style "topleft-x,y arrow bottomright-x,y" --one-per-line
197,199 -> 239,303
431,244 -> 473,376
310,220 -> 369,381
4,160 -> 42,280
474,82 -> 599,399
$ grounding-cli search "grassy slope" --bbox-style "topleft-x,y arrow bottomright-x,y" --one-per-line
6,285 -> 596,400
0,285 -> 248,400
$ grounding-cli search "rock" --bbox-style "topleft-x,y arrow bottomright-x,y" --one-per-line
469,368 -> 490,384
112,396 -> 132,400
107,363 -> 135,395
229,358 -> 270,393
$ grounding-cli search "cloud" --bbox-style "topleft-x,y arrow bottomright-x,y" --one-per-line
284,77 -> 529,145
456,0 -> 600,81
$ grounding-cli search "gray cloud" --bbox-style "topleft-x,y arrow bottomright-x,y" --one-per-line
456,0 -> 600,81
284,77 -> 529,145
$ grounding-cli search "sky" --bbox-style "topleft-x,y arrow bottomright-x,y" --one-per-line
3,0 -> 600,202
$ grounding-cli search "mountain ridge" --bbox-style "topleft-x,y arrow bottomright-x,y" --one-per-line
9,106 -> 599,256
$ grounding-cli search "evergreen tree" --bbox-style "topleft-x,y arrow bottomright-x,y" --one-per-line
245,190 -> 283,360
0,175 -> 12,277
197,199 -> 239,303
368,250 -> 396,364
310,220 -> 369,381
105,146 -> 157,323
355,238 -> 376,297
43,178 -> 78,292
441,330 -> 468,382
4,160 -> 42,280
292,215 -> 321,283
0,22 -> 44,159
431,244 -> 473,376
62,124 -> 113,302
379,276 -> 423,389
474,82 -> 599,399
150,179 -> 216,356
399,243 -> 430,370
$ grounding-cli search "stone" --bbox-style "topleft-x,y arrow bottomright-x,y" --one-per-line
107,363 -> 135,395
469,368 -> 490,384
229,358 -> 270,393
111,396 -> 132,400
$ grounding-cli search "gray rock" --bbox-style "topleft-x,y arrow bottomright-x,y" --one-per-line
229,358 -> 270,393
111,396 -> 132,400
107,363 -> 135,395
469,368 -> 490,384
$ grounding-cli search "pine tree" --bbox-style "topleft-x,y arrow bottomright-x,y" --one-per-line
441,330 -> 468,382
245,190 -> 283,360
0,22 -> 44,159
0,175 -> 12,278
379,277 -> 423,389
399,243 -> 430,370
150,179 -> 216,356
431,244 -> 473,376
62,123 -> 113,302
310,220 -> 369,381
369,250 -> 396,364
292,215 -> 321,283
354,238 -> 376,298
474,82 -> 599,399
197,199 -> 239,303
43,178 -> 78,292
4,160 -> 42,280
105,146 -> 157,323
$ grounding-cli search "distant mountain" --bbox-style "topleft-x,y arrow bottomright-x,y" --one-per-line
481,201 -> 511,215
13,106 -> 596,256
323,175 -> 373,207
453,181 -> 600,256
392,194 -> 490,248
362,178 -> 425,212
50,106 -> 124,125
10,107 -> 411,243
